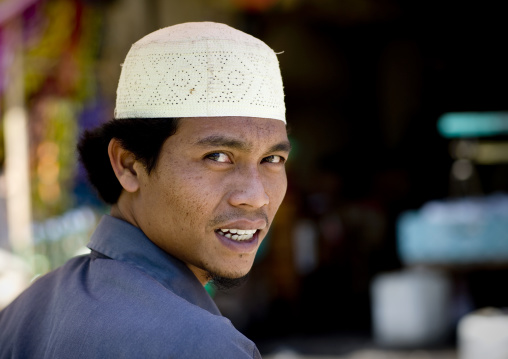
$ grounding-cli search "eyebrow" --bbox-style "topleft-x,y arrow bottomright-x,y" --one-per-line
194,135 -> 291,153
267,141 -> 292,154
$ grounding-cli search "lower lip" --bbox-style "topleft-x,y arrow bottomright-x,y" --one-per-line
215,231 -> 260,253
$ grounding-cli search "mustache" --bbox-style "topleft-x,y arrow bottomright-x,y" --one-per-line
208,209 -> 269,229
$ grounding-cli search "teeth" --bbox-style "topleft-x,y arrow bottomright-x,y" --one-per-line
218,229 -> 257,235
217,230 -> 255,241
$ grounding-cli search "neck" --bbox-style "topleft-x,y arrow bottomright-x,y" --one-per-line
110,201 -> 138,228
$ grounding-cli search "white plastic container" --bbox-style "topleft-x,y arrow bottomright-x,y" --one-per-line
371,268 -> 452,347
458,307 -> 508,359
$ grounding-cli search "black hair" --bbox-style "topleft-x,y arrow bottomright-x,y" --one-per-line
77,118 -> 180,204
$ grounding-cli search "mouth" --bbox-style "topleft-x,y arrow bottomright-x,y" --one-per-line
215,228 -> 258,241
214,227 -> 262,254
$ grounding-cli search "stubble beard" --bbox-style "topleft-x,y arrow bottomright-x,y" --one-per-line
207,271 -> 250,291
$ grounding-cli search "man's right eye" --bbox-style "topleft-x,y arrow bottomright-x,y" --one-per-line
206,152 -> 231,163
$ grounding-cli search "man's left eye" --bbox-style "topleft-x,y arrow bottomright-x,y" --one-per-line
206,152 -> 231,163
263,155 -> 284,164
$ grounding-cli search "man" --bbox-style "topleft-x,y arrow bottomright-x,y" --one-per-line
0,22 -> 290,358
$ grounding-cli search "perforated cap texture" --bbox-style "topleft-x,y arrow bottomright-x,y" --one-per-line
115,22 -> 285,123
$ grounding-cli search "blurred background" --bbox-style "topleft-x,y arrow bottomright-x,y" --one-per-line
1,0 -> 508,358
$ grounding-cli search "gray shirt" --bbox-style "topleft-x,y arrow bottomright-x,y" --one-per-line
0,215 -> 261,358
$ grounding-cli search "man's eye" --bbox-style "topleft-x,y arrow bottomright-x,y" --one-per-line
263,155 -> 285,164
206,152 -> 231,163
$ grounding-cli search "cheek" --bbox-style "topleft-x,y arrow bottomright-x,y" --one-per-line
160,170 -> 223,223
266,174 -> 288,211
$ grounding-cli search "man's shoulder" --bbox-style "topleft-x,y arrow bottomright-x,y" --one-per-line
84,257 -> 260,358
77,255 -> 260,358
86,257 -> 258,353
0,254 -> 260,358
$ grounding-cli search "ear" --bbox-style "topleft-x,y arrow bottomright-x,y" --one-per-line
108,138 -> 141,193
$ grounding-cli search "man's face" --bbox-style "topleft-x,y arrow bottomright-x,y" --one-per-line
131,117 -> 290,284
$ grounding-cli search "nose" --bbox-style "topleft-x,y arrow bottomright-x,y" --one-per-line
228,166 -> 269,209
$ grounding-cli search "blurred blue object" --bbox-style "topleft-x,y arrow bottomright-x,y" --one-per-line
397,193 -> 508,265
437,112 -> 508,138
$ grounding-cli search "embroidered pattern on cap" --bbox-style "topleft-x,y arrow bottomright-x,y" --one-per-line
115,22 -> 285,123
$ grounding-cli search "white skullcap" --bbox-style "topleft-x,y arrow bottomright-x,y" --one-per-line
115,22 -> 286,123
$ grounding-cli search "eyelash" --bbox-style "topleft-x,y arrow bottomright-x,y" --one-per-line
205,153 -> 286,164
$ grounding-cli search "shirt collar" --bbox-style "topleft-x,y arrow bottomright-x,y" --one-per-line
87,215 -> 221,315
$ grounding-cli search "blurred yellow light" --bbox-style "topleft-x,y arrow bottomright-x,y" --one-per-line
36,141 -> 59,160
475,142 -> 508,164
38,182 -> 61,203
37,160 -> 60,184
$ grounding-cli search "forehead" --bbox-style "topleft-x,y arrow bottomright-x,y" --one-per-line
173,116 -> 288,148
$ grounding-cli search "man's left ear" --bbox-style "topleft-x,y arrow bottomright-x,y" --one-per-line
108,138 -> 142,193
